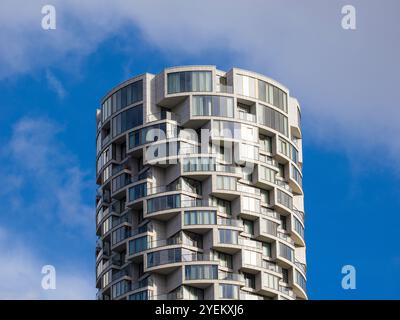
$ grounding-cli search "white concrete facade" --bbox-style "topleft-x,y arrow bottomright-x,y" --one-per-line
95,66 -> 307,300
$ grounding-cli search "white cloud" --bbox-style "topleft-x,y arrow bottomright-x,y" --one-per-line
0,118 -> 95,299
1,117 -> 93,232
46,69 -> 66,98
0,227 -> 95,299
1,0 -> 400,165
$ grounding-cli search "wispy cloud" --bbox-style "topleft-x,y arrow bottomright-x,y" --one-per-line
46,70 -> 66,99
1,0 -> 399,167
0,116 -> 93,232
0,117 -> 95,299
0,226 -> 95,299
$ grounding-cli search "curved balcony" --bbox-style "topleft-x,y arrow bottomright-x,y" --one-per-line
293,269 -> 307,300
291,215 -> 306,247
145,110 -> 181,125
116,276 -> 155,300
183,268 -> 245,288
182,212 -> 243,234
111,222 -> 152,251
241,258 -> 282,275
145,197 -> 215,220
146,252 -> 218,274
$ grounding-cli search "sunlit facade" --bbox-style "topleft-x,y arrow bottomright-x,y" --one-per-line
95,66 -> 307,300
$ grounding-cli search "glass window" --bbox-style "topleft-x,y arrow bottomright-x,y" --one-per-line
262,219 -> 278,236
291,164 -> 302,187
128,290 -> 148,300
216,176 -> 237,190
102,270 -> 111,288
216,251 -> 233,269
192,96 -> 234,117
279,215 -> 287,230
259,135 -> 272,153
184,211 -> 217,225
102,217 -> 111,235
263,272 -> 279,290
293,216 -> 304,239
183,157 -> 216,172
111,173 -> 131,193
279,243 -> 294,262
112,280 -> 130,298
257,104 -> 288,136
291,146 -> 299,164
258,80 -> 267,102
111,80 -> 143,114
147,194 -> 181,213
258,80 -> 288,112
128,236 -> 150,254
219,284 -> 239,299
244,273 -> 256,289
243,219 -> 254,235
128,183 -> 147,202
261,190 -> 270,204
296,270 -> 306,291
262,242 -> 272,257
243,249 -> 260,266
242,196 -> 260,213
147,248 -> 182,267
218,229 -> 238,244
276,190 -> 293,209
167,71 -> 212,94
209,197 -> 231,215
282,268 -> 289,284
185,265 -> 218,280
235,74 -> 256,98
278,138 -> 290,157
240,143 -> 258,160
112,105 -> 143,137
259,165 -> 276,183
128,123 -> 171,149
112,226 -> 129,245
184,286 -> 204,300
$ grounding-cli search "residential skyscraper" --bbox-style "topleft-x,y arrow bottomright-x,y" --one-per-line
95,66 -> 307,300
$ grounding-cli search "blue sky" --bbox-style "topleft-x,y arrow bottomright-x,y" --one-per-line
0,0 -> 399,299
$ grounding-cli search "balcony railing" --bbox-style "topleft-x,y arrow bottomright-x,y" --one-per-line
216,84 -> 233,94
292,207 -> 305,222
238,111 -> 256,122
218,218 -> 243,228
149,291 -> 183,300
239,237 -> 262,250
131,169 -> 152,183
147,184 -> 200,196
279,286 -> 296,298
295,259 -> 307,274
145,111 -> 181,124
147,252 -> 217,268
237,183 -> 261,196
131,276 -> 154,291
102,134 -> 111,147
112,269 -> 130,282
277,231 -> 295,245
240,292 -> 265,300
275,179 -> 293,193
262,261 -> 282,273
259,154 -> 278,167
260,207 -> 279,219
219,272 -> 244,282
